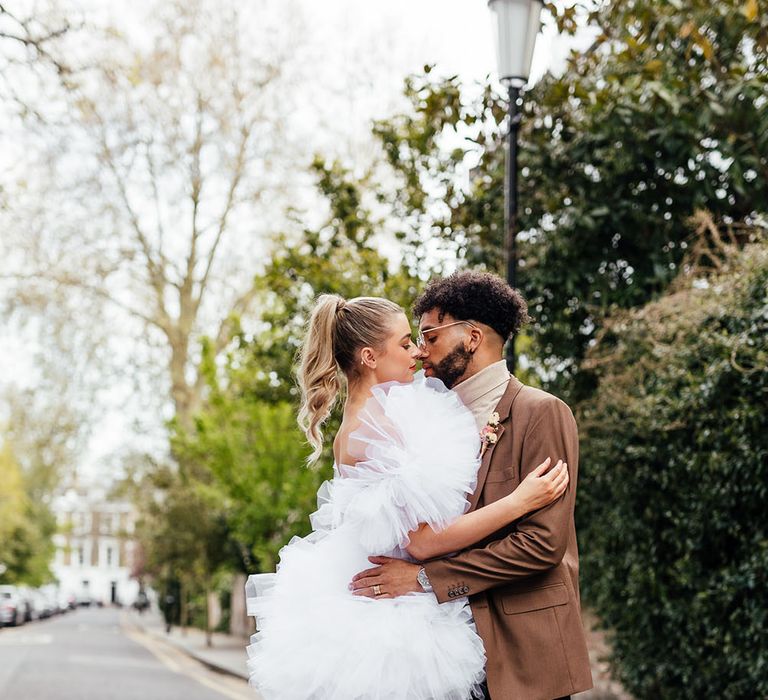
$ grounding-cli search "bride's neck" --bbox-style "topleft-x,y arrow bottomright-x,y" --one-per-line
344,374 -> 377,414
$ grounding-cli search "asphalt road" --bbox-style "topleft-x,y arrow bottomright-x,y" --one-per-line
0,607 -> 253,700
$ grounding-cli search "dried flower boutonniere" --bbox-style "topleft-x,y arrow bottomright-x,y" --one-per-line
480,411 -> 501,457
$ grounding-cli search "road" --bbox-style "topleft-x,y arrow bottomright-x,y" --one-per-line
0,607 -> 253,700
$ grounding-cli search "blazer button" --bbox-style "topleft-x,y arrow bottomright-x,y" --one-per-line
462,586 -> 469,594
448,591 -> 454,598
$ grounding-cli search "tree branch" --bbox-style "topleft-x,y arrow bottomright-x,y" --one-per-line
0,5 -> 72,77
180,92 -> 206,333
193,110 -> 252,315
0,271 -> 160,328
95,114 -> 172,330
143,136 -> 177,289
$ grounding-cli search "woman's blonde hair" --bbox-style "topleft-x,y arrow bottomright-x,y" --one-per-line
297,294 -> 402,465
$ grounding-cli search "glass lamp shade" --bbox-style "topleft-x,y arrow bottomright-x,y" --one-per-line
488,0 -> 543,84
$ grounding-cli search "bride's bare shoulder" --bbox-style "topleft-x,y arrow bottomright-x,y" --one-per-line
333,417 -> 363,467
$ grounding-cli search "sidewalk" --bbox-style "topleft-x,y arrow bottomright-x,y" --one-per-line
123,608 -> 250,681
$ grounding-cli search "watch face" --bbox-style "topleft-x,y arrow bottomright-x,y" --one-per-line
417,568 -> 430,590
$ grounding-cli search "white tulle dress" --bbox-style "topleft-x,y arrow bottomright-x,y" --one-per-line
245,374 -> 486,700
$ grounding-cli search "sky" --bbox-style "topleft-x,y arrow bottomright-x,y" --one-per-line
302,0 -> 591,84
91,0 -> 585,82
2,0 -> 597,485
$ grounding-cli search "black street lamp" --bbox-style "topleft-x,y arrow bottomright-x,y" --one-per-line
488,0 -> 543,373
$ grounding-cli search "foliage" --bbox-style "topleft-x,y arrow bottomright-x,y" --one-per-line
133,466 -> 232,581
576,229 -> 768,698
0,390 -> 84,586
129,457 -> 233,642
172,345 -> 326,572
0,440 -> 56,586
0,442 -> 26,538
371,0 -> 768,398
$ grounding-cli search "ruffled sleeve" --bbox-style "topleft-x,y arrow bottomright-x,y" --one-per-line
330,374 -> 480,554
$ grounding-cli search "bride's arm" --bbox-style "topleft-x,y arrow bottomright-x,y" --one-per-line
405,458 -> 568,561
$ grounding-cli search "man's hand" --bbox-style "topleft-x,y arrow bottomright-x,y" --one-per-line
349,556 -> 423,598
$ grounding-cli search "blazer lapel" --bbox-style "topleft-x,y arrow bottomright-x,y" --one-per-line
467,376 -> 524,512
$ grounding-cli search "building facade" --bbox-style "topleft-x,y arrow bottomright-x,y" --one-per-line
51,488 -> 141,606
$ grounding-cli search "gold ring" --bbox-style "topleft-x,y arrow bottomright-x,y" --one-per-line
373,584 -> 382,596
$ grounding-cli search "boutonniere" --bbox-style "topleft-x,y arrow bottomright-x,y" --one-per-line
480,411 -> 501,456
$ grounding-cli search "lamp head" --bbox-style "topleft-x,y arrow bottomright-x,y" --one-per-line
487,0 -> 543,85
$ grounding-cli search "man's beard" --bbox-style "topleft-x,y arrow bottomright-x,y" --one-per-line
430,342 -> 472,389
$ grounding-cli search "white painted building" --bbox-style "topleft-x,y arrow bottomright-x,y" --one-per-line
51,487 -> 141,606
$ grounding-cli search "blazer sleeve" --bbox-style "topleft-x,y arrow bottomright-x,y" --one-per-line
423,396 -> 579,602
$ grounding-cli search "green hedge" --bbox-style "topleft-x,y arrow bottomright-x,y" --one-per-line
577,238 -> 768,698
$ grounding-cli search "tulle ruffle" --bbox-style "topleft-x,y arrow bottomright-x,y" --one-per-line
317,375 -> 481,554
246,374 -> 485,699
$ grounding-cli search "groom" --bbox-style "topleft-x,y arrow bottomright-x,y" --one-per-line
351,271 -> 593,700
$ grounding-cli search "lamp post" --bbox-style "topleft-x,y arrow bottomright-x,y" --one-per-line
487,0 -> 543,373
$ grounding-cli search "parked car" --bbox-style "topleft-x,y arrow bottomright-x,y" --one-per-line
0,585 -> 24,627
36,588 -> 58,619
57,591 -> 76,612
76,593 -> 93,607
17,587 -> 40,622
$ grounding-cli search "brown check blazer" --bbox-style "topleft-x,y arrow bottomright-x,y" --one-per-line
424,377 -> 593,700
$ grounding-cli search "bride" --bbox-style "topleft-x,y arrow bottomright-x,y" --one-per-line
245,295 -> 568,700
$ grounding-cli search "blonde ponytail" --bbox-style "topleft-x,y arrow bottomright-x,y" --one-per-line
297,295 -> 343,465
297,294 -> 402,465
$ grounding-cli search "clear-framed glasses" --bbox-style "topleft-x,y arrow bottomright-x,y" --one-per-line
416,320 -> 478,349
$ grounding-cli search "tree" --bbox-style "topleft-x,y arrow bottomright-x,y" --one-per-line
2,379 -> 91,499
370,0 -> 768,398
0,441 -> 29,579
0,283 -> 98,584
0,439 -> 57,586
1,0 -> 307,429
0,372 -> 91,585
576,219 -> 768,698
131,460 -> 231,644
172,357 -> 324,574
0,441 -> 25,535
0,2 -> 73,114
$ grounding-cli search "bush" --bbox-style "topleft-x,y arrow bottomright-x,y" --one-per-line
577,232 -> 768,698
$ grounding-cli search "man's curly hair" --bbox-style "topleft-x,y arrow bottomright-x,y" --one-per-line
413,271 -> 530,342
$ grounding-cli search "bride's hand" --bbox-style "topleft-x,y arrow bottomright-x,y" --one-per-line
510,457 -> 569,513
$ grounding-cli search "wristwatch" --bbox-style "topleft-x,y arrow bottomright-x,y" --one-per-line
417,567 -> 433,593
